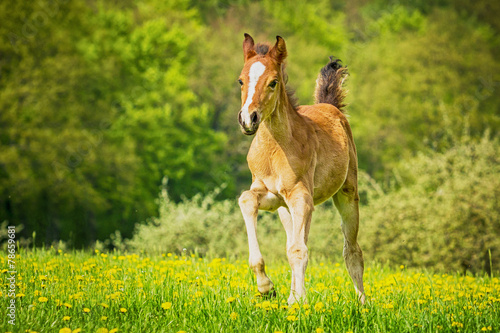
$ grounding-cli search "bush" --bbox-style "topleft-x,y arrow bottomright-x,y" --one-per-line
360,132 -> 500,273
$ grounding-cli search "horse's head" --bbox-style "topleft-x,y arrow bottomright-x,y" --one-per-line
237,33 -> 287,135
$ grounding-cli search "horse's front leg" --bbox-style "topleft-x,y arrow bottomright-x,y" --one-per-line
239,183 -> 280,295
284,185 -> 314,304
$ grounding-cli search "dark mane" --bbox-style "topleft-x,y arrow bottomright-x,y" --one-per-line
282,65 -> 299,110
255,43 -> 270,55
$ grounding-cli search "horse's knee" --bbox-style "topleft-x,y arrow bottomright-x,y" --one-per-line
239,191 -> 257,212
287,242 -> 308,263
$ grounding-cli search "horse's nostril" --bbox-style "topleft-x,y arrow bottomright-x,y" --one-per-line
250,112 -> 259,124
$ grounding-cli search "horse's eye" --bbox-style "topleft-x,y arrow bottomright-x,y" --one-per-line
238,79 -> 243,86
269,80 -> 278,88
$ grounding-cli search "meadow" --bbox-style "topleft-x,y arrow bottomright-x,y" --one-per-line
1,249 -> 499,333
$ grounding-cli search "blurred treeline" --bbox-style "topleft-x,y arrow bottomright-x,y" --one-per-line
1,0 -> 499,265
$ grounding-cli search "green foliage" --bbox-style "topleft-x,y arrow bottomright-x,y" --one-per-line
0,0 -> 229,246
347,7 -> 500,178
360,132 -> 500,273
0,0 -> 499,260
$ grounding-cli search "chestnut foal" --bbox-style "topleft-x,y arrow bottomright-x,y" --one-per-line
237,33 -> 365,305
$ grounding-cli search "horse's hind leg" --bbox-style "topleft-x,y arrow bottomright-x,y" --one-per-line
239,184 -> 279,295
333,186 -> 365,304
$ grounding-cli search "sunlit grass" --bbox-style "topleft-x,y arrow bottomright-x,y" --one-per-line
1,249 -> 499,332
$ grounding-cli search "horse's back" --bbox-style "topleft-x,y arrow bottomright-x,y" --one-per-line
297,103 -> 354,204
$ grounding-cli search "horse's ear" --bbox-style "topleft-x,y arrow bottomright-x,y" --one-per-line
243,33 -> 256,61
269,35 -> 287,64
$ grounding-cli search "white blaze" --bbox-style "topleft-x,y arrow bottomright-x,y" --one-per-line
241,61 -> 266,125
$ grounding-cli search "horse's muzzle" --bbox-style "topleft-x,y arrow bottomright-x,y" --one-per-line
238,110 -> 260,135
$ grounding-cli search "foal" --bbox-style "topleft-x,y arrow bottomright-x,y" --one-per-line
237,34 -> 365,304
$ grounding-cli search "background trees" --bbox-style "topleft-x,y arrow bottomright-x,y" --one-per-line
1,0 -> 498,272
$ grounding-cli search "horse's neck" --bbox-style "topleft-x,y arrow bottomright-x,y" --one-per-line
258,93 -> 300,148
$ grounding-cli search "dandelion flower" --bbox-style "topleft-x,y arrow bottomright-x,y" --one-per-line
161,302 -> 172,310
109,329 -> 118,333
83,308 -> 90,313
316,329 -> 325,333
226,297 -> 236,303
230,312 -> 238,320
100,303 -> 109,308
286,315 -> 298,321
59,328 -> 72,333
63,303 -> 72,308
72,329 -> 81,333
120,308 -> 127,313
101,316 -> 108,321
96,329 -> 108,333
38,297 -> 48,303
314,302 -> 324,311
63,316 -> 70,321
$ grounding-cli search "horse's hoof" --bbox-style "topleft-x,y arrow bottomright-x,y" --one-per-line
258,279 -> 275,296
262,288 -> 277,298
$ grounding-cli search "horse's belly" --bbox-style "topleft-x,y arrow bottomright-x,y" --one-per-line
312,158 -> 349,205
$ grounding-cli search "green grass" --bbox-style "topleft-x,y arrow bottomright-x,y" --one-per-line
1,249 -> 499,332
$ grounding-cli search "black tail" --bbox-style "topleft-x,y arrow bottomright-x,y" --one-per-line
314,57 -> 348,112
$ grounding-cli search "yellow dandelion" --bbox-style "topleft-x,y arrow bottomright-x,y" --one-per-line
63,303 -> 72,308
120,308 -> 127,313
286,315 -> 298,321
109,329 -> 118,333
275,331 -> 284,333
72,329 -> 81,333
262,301 -> 271,309
100,303 -> 109,308
101,316 -> 108,321
226,297 -> 236,303
161,302 -> 172,310
400,265 -> 405,269
314,302 -> 324,312
63,316 -> 70,321
316,329 -> 325,333
83,308 -> 90,313
59,328 -> 72,333
96,329 -> 108,333
38,297 -> 48,303
230,311 -> 238,320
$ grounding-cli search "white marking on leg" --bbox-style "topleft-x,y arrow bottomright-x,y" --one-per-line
241,61 -> 266,126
